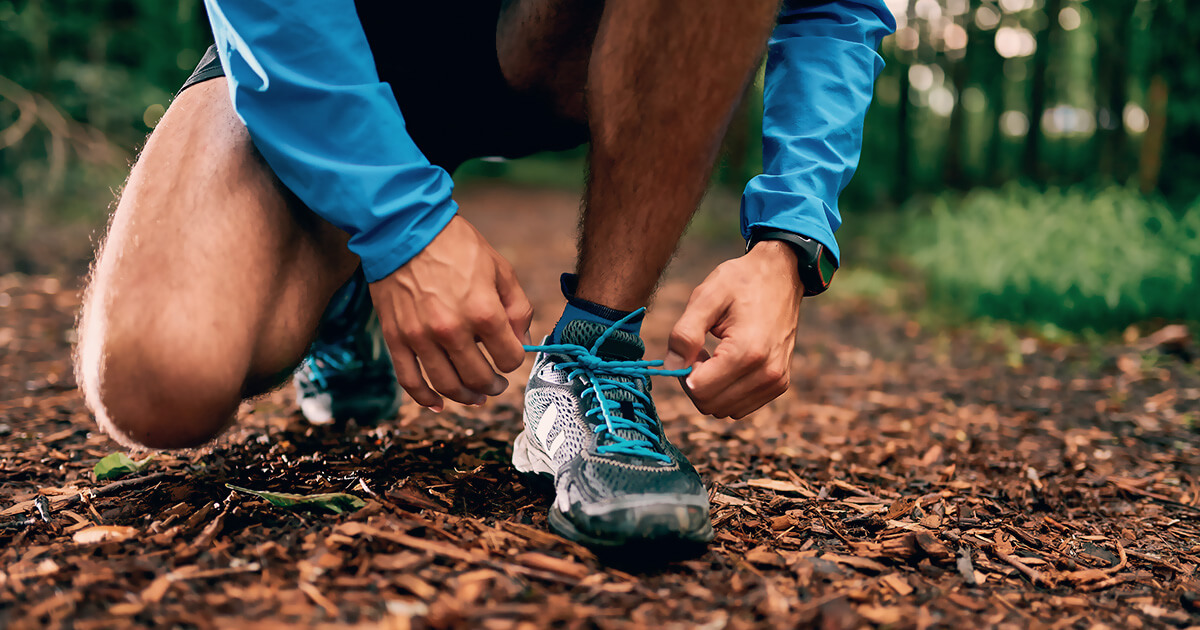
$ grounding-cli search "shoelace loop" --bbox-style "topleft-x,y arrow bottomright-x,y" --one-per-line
523,309 -> 692,463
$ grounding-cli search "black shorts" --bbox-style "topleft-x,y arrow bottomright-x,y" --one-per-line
181,3 -> 589,173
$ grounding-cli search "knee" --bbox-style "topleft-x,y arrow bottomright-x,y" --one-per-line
77,316 -> 243,450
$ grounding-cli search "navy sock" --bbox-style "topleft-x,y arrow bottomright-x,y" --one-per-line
551,274 -> 643,343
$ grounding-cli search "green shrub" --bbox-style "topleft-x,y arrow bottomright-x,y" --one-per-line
905,185 -> 1200,332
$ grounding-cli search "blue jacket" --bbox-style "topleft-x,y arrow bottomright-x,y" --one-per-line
203,0 -> 894,282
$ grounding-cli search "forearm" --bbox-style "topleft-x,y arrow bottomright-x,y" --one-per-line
740,0 -> 895,265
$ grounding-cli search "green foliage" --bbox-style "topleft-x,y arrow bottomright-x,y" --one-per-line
1145,0 -> 1200,202
0,0 -> 211,271
94,452 -> 154,481
456,148 -> 586,191
905,185 -> 1200,331
225,484 -> 366,514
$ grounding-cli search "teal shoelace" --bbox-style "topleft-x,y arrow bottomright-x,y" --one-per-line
523,309 -> 692,463
302,347 -> 358,391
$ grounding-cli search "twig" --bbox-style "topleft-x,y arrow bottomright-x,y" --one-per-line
989,545 -> 1053,587
830,479 -> 884,502
0,516 -> 39,530
1077,574 -> 1131,592
299,581 -> 339,617
93,472 -> 172,497
814,508 -> 857,549
1125,549 -> 1185,573
0,473 -> 173,525
1109,480 -> 1200,513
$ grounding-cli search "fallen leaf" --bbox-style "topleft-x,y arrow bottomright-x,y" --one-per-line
225,484 -> 365,514
94,453 -> 155,481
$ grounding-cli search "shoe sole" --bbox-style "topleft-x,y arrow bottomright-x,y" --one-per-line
512,429 -> 714,558
301,389 -> 403,427
547,504 -> 713,565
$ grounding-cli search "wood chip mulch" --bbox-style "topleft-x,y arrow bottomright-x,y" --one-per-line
2,188 -> 1199,629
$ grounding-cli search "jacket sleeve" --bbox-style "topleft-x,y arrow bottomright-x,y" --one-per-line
202,0 -> 458,281
740,0 -> 895,265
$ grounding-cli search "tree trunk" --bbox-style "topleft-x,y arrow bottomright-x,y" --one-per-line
1094,1 -> 1131,183
1022,0 -> 1062,183
896,64 -> 911,201
1138,76 -> 1168,194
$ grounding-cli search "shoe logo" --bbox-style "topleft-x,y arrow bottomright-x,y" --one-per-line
535,402 -> 568,458
547,431 -> 568,459
535,402 -> 558,445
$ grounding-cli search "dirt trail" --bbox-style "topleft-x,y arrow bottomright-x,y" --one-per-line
2,185 -> 1199,629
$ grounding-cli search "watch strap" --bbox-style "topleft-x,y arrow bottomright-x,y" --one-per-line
746,228 -> 838,296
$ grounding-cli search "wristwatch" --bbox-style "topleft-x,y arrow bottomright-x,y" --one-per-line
746,227 -> 838,296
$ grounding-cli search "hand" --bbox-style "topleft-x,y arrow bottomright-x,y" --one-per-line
368,216 -> 533,411
664,241 -> 803,419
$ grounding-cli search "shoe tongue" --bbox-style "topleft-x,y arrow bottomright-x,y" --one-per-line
560,320 -> 665,459
560,320 -> 644,361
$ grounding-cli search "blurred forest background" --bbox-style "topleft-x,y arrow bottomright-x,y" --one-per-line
0,0 -> 1196,333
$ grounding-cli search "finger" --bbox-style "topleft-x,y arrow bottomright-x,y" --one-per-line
495,259 -> 534,341
719,353 -> 791,418
410,339 -> 489,405
441,334 -> 508,397
727,380 -> 788,420
689,369 -> 765,418
684,366 -> 757,417
683,343 -> 758,406
424,307 -> 508,395
665,289 -> 728,370
471,295 -> 526,374
715,374 -> 789,420
388,344 -> 444,411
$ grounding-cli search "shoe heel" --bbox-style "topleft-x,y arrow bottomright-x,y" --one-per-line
511,430 -> 556,476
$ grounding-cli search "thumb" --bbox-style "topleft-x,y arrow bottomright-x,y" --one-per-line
665,290 -> 727,370
495,258 -> 533,340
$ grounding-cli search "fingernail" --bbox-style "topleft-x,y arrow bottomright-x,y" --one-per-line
684,376 -> 696,390
490,375 -> 509,396
664,351 -> 685,371
430,403 -> 443,413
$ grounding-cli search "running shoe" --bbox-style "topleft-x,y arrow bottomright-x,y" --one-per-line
513,312 -> 713,555
294,271 -> 401,425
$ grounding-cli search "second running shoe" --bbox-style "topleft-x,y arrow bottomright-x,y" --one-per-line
293,271 -> 402,426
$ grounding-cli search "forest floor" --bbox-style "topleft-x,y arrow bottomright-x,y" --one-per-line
2,185 -> 1200,629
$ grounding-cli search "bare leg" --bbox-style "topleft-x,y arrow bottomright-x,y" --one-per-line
579,1 -> 780,310
500,0 -> 780,311
76,79 -> 358,449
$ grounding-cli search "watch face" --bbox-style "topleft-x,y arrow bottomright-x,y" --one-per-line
818,247 -> 837,288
